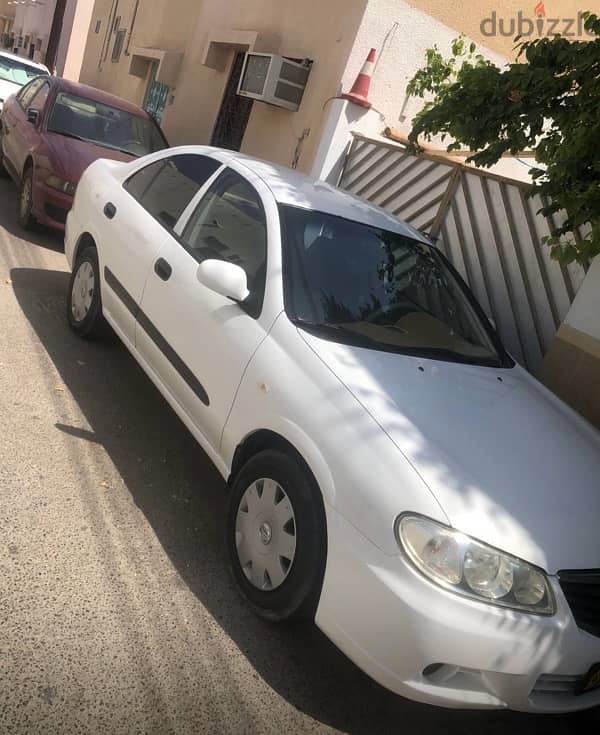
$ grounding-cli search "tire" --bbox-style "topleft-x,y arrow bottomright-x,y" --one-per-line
0,134 -> 6,177
18,165 -> 36,230
226,449 -> 327,623
66,246 -> 106,339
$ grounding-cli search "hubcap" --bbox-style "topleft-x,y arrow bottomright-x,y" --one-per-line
71,260 -> 95,323
235,478 -> 296,591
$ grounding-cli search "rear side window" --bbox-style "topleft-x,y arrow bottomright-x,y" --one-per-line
123,154 -> 221,230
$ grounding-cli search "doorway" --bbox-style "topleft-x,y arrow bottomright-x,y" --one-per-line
211,51 -> 254,152
144,62 -> 170,125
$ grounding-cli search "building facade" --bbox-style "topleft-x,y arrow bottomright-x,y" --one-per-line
77,0 -> 588,178
0,0 -> 14,38
4,0 -> 95,79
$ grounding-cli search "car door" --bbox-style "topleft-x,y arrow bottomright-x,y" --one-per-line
2,76 -> 46,177
99,152 -> 222,344
136,164 -> 280,452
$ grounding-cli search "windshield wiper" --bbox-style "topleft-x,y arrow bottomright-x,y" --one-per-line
295,320 -> 380,349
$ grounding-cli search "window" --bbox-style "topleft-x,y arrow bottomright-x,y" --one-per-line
281,206 -> 509,367
17,76 -> 46,109
124,154 -> 221,230
112,29 -> 126,63
47,92 -> 167,157
181,169 -> 267,316
29,80 -> 50,112
0,55 -> 46,89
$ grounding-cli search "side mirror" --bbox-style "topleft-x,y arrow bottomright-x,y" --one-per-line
197,259 -> 250,302
27,108 -> 40,126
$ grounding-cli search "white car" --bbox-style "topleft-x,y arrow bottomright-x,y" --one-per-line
64,146 -> 600,713
0,50 -> 49,111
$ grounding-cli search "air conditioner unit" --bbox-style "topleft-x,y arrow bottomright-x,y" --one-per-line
237,53 -> 311,112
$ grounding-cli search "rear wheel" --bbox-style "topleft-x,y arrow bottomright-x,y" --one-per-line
226,449 -> 327,623
18,166 -> 36,230
67,246 -> 106,339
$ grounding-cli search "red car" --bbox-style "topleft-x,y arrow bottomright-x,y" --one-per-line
0,76 -> 168,231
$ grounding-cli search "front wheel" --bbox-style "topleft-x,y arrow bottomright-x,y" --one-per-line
18,166 -> 36,230
226,449 -> 327,623
66,246 -> 106,339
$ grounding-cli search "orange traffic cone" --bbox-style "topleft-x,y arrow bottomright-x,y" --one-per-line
342,48 -> 376,109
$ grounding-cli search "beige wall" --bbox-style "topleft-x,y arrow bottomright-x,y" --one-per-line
58,0 -> 97,80
408,0 -> 592,58
80,0 -> 368,172
0,0 -> 14,28
542,257 -> 600,430
79,0 -> 596,174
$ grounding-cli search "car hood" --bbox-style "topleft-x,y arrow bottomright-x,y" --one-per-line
300,330 -> 600,573
45,132 -> 134,183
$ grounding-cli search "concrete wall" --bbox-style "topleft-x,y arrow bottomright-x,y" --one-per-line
11,0 -> 57,62
80,0 -> 368,173
542,258 -> 600,429
312,0 -> 530,183
56,0 -> 96,80
0,0 -> 15,35
409,0 -> 592,58
7,0 -> 94,75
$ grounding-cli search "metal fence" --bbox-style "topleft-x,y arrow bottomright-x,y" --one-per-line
338,134 -> 588,373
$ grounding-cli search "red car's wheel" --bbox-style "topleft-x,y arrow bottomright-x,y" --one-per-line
18,166 -> 37,231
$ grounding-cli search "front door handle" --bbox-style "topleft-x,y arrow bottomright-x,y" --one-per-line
154,257 -> 172,281
103,202 -> 116,219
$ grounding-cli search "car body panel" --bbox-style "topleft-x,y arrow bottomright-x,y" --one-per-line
297,330 -> 600,572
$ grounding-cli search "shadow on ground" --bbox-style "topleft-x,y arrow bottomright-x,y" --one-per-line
10,266 -> 599,735
0,176 -> 64,254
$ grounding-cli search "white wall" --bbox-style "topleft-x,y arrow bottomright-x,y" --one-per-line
12,0 -> 57,61
313,0 -> 532,184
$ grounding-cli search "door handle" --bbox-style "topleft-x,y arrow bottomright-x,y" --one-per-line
103,202 -> 116,219
154,257 -> 172,281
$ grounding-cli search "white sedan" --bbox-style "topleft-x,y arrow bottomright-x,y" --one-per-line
0,50 -> 49,111
64,146 -> 600,713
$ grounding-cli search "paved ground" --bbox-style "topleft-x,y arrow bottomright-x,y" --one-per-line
0,173 -> 598,734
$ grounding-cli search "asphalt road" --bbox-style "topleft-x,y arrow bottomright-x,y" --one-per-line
0,173 -> 598,735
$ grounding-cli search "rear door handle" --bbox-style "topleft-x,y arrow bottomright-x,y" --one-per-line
103,202 -> 116,219
154,257 -> 172,281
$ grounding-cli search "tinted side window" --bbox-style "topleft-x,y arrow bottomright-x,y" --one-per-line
18,77 -> 45,109
181,168 -> 267,317
124,154 -> 221,230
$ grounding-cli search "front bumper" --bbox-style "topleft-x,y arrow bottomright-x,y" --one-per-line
32,180 -> 73,232
315,505 -> 600,712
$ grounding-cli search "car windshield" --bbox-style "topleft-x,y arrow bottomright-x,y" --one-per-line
0,56 -> 44,86
281,205 -> 508,367
47,92 -> 167,157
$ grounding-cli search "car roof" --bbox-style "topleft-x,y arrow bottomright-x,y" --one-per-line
51,77 -> 150,118
0,50 -> 49,73
218,149 -> 427,241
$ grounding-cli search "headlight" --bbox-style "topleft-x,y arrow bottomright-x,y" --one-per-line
46,174 -> 76,197
396,515 -> 555,614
